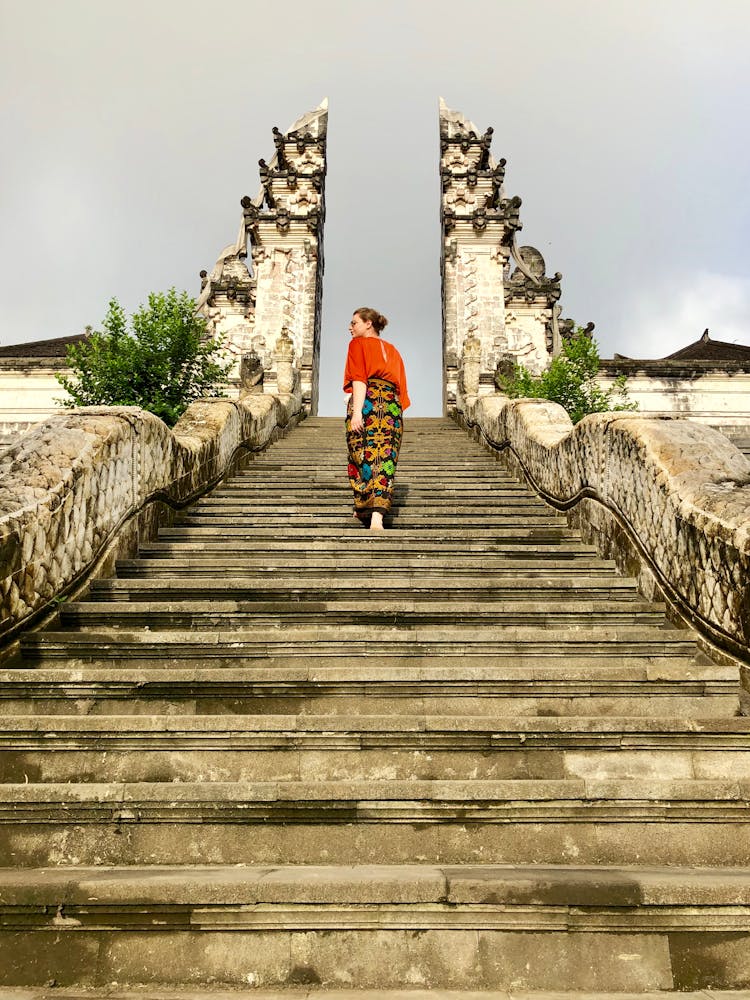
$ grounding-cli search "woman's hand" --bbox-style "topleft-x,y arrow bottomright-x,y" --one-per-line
349,381 -> 367,434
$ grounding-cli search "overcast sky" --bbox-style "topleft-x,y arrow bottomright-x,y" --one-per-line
1,0 -> 749,415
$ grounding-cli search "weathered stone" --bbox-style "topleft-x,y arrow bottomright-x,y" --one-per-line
0,393 -> 301,639
455,394 -> 750,664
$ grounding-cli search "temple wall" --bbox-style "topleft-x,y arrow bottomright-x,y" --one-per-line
0,363 -> 71,442
454,391 -> 750,664
597,369 -> 750,427
0,391 -> 301,644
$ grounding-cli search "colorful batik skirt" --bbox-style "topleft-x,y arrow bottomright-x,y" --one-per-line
345,377 -> 403,516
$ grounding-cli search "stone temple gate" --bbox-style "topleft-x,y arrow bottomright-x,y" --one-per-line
197,98 -> 566,417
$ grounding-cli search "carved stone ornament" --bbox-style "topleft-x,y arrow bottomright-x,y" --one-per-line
275,208 -> 290,234
272,126 -> 288,169
239,352 -> 264,397
241,196 -> 260,240
460,334 -> 482,396
477,126 -> 494,170
471,207 -> 487,232
512,246 -> 546,281
275,328 -> 296,394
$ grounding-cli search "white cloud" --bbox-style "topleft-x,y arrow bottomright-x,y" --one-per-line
624,273 -> 750,359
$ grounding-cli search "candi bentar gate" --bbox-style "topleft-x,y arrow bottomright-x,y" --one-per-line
1,100 -> 750,992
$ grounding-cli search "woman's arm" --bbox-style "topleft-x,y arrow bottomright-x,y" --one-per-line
350,380 -> 367,432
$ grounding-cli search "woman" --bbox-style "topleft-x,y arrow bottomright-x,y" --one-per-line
343,307 -> 410,531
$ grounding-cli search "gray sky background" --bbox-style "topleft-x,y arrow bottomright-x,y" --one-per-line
1,0 -> 749,416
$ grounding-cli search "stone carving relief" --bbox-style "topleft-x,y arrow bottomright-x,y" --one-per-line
288,187 -> 320,214
239,352 -> 264,396
461,253 -> 480,337
287,147 -> 324,171
445,187 -> 479,212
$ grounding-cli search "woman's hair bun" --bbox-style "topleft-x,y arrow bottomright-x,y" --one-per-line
355,307 -> 388,333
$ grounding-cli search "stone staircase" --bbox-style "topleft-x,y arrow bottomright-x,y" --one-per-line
0,416 -> 749,991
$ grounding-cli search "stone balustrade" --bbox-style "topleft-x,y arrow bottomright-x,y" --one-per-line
0,392 -> 301,643
456,393 -> 750,664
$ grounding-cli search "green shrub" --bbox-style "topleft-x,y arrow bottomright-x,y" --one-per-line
56,289 -> 232,426
498,327 -> 637,424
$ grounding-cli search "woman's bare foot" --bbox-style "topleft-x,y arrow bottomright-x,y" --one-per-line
370,511 -> 384,531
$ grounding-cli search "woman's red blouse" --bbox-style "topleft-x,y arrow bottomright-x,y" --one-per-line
343,337 -> 410,410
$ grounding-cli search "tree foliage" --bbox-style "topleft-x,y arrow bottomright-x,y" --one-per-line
498,327 -> 637,424
56,289 -> 232,426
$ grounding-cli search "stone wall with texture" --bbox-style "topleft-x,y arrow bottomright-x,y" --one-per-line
455,393 -> 750,664
0,392 -> 300,643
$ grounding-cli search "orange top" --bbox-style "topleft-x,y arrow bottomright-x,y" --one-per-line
343,336 -> 410,410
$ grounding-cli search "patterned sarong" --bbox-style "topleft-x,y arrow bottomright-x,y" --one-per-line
345,377 -> 403,516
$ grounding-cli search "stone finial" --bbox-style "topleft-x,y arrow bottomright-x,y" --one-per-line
258,159 -> 276,209
274,328 -> 296,395
241,196 -> 260,241
272,126 -> 288,169
460,334 -> 482,396
559,318 -> 595,341
477,126 -> 494,170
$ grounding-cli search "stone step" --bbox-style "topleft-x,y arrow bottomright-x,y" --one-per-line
174,509 -> 571,538
90,577 -> 640,601
213,495 -> 543,505
232,464 -> 516,474
1,714 -> 748,782
0,864 -> 749,988
243,473 -> 514,482
253,455 -> 500,462
3,779 -> 750,866
0,688 -> 735,721
6,657 -> 736,719
137,539 -> 598,555
206,487 -> 536,498
156,526 -> 579,541
2,994 -> 744,1000
245,468 -> 517,479
188,501 -> 553,514
119,555 -> 620,576
246,453 -> 505,462
215,484 -> 532,495
58,600 -> 668,629
20,625 -> 708,657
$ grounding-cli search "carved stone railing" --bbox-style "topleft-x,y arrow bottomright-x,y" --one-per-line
0,392 -> 301,645
454,393 -> 750,671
